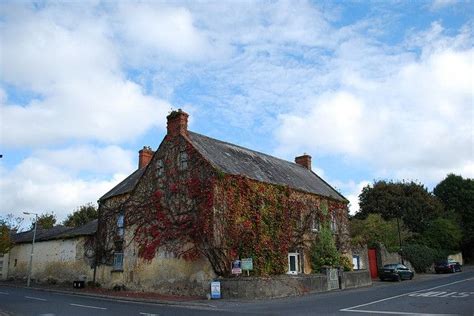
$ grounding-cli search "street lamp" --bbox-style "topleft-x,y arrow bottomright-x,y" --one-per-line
23,212 -> 38,287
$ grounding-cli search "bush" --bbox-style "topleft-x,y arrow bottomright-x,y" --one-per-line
402,244 -> 446,273
339,256 -> 353,272
310,225 -> 340,272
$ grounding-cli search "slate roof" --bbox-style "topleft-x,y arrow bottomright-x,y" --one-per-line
98,131 -> 347,203
188,132 -> 347,202
12,220 -> 98,244
99,168 -> 146,201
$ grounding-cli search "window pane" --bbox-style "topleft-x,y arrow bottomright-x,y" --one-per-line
289,255 -> 296,271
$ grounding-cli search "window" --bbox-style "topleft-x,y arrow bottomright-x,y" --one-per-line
330,212 -> 337,232
352,255 -> 360,270
117,212 -> 125,238
287,252 -> 301,275
113,252 -> 124,271
312,215 -> 321,232
157,159 -> 164,177
14,259 -> 17,267
179,150 -> 188,170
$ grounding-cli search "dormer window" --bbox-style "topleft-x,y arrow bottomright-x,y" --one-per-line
179,150 -> 188,170
157,159 -> 164,177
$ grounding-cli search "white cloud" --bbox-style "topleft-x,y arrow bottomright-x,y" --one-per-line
276,23 -> 473,186
0,3 -> 170,147
0,145 -> 136,221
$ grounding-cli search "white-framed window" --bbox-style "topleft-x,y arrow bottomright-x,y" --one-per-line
117,211 -> 125,238
312,214 -> 321,232
287,252 -> 301,275
113,252 -> 124,271
352,255 -> 360,270
330,212 -> 337,232
179,150 -> 188,170
157,159 -> 164,177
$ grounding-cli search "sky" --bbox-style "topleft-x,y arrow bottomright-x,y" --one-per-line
1,0 -> 473,227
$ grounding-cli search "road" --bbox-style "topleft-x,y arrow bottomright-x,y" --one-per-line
0,268 -> 473,315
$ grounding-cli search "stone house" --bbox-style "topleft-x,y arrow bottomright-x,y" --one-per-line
6,220 -> 97,283
96,109 -> 350,296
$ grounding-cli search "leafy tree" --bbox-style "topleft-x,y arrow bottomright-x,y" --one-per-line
350,214 -> 411,252
402,244 -> 446,273
310,224 -> 340,271
434,174 -> 474,261
0,214 -> 23,253
420,218 -> 462,253
31,212 -> 57,229
63,203 -> 98,227
356,180 -> 443,233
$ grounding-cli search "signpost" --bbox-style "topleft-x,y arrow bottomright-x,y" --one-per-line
241,258 -> 253,276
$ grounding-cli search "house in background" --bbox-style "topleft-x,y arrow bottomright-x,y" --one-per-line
96,109 -> 351,296
6,220 -> 97,283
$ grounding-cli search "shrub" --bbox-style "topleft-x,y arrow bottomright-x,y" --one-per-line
310,225 -> 340,272
402,244 -> 446,273
339,256 -> 353,272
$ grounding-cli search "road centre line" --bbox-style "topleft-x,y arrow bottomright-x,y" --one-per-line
25,296 -> 47,301
139,313 -> 159,316
70,303 -> 107,310
0,292 -> 9,295
340,277 -> 474,313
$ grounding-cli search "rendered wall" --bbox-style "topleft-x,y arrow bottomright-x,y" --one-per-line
7,237 -> 93,282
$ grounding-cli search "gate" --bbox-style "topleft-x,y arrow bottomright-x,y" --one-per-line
368,248 -> 378,279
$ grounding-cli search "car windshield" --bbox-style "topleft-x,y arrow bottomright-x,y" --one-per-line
383,264 -> 397,269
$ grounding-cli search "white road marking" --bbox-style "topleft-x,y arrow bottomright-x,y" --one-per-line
140,313 -> 159,316
0,292 -> 9,295
339,309 -> 458,315
24,296 -> 47,301
70,303 -> 107,310
340,277 -> 473,314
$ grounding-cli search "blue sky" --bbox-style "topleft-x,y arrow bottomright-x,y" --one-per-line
1,0 -> 473,225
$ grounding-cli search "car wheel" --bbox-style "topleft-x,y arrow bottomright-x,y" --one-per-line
435,270 -> 440,274
409,274 -> 414,280
451,266 -> 456,273
396,274 -> 401,282
380,277 -> 385,281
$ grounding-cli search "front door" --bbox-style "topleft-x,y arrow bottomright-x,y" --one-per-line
368,248 -> 378,279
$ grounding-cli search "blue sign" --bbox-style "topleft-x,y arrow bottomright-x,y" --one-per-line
211,281 -> 221,299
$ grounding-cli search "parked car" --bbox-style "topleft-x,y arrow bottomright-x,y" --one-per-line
379,263 -> 414,281
434,260 -> 462,273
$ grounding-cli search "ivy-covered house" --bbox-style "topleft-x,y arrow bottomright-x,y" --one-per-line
96,109 -> 351,295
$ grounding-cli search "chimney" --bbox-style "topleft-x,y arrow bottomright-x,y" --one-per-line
167,109 -> 189,137
138,146 -> 154,169
295,154 -> 312,171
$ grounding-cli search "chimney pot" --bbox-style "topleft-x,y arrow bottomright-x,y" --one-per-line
138,146 -> 154,169
295,154 -> 312,171
167,109 -> 189,137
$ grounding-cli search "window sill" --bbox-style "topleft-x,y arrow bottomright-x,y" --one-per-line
111,269 -> 123,273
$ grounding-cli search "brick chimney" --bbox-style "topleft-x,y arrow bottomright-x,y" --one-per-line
295,154 -> 312,171
167,109 -> 189,137
138,146 -> 154,169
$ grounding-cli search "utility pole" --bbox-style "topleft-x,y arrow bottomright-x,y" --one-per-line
23,212 -> 38,287
396,216 -> 404,265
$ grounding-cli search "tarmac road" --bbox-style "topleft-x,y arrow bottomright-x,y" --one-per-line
1,266 -> 473,315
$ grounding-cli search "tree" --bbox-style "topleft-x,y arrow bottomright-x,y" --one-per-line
310,224 -> 340,271
420,218 -> 462,252
31,212 -> 57,229
356,180 -> 443,233
63,203 -> 98,227
350,214 -> 411,252
0,214 -> 23,253
434,174 -> 474,261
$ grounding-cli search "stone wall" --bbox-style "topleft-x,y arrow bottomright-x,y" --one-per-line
341,270 -> 372,289
219,270 -> 372,299
220,274 -> 328,299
